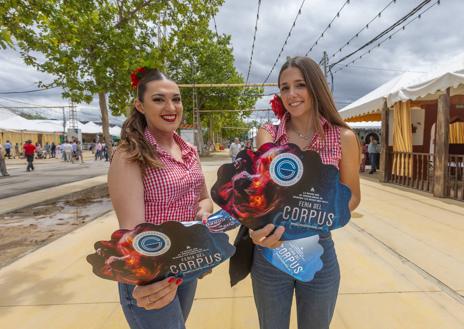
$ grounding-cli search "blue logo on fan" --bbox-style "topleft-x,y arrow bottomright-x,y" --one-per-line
270,153 -> 303,186
133,231 -> 171,256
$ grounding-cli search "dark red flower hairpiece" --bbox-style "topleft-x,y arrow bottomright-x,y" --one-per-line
130,67 -> 147,89
269,94 -> 286,119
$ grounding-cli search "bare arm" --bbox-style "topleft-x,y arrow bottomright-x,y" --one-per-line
256,127 -> 274,147
108,149 -> 145,229
196,181 -> 214,222
339,128 -> 361,211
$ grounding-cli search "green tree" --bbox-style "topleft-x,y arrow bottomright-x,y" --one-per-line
1,0 -> 224,154
168,26 -> 262,150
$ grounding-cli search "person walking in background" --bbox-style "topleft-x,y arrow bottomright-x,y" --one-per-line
44,142 -> 51,159
72,140 -> 78,161
103,142 -> 109,161
23,140 -> 36,172
14,142 -> 20,159
76,141 -> 84,164
0,144 -> 10,177
4,140 -> 12,159
229,137 -> 241,162
51,142 -> 56,158
95,141 -> 102,160
368,136 -> 379,174
63,140 -> 73,163
244,139 -> 253,151
360,141 -> 368,172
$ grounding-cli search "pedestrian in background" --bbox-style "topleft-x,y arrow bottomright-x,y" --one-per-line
63,140 -> 73,163
0,144 -> 10,177
14,143 -> 20,159
368,136 -> 379,174
51,142 -> 56,158
76,141 -> 84,164
23,140 -> 36,172
229,137 -> 241,162
4,140 -> 12,159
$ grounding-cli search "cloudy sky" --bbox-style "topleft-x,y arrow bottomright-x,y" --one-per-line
0,0 -> 462,123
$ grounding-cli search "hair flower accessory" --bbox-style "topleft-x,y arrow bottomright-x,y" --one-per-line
269,94 -> 286,119
130,67 -> 147,89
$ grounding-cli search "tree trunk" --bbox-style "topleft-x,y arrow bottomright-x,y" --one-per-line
99,92 -> 113,156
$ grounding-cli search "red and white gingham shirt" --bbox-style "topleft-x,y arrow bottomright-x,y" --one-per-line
143,128 -> 205,224
261,112 -> 342,169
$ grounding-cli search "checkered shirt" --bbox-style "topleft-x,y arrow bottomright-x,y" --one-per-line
143,128 -> 205,224
261,112 -> 342,169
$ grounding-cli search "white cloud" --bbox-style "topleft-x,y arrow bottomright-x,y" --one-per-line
0,0 -> 463,123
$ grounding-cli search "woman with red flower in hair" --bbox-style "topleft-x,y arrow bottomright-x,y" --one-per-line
246,57 -> 361,329
108,67 -> 213,329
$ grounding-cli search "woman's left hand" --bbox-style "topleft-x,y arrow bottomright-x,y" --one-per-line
195,208 -> 211,224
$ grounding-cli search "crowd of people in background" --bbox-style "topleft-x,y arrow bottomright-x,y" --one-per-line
0,138 -> 114,176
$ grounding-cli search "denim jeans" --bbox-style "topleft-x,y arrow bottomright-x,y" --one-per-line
251,236 -> 340,329
368,153 -> 377,172
118,279 -> 197,329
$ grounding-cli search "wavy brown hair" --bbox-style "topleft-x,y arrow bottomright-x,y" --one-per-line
119,68 -> 171,173
278,56 -> 352,138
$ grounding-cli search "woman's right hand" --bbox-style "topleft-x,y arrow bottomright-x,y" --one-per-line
249,224 -> 285,249
132,277 -> 183,310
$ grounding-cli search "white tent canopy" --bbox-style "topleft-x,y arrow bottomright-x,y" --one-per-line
339,52 -> 464,120
0,117 -> 122,136
82,121 -> 103,134
347,121 -> 381,130
109,126 -> 121,137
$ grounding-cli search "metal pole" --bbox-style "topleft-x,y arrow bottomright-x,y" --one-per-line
62,107 -> 66,140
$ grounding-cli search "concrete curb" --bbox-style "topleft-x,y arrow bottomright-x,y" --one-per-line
0,174 -> 108,215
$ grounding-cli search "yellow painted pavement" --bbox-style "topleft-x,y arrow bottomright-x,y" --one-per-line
1,162 -> 464,329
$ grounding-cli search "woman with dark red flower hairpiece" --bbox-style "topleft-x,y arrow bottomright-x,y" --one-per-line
244,57 -> 361,329
108,67 -> 213,329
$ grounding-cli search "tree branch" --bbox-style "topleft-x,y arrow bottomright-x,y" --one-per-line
115,0 -> 159,28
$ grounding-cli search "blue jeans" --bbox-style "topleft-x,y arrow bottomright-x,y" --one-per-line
118,279 -> 197,329
368,153 -> 378,172
251,236 -> 340,329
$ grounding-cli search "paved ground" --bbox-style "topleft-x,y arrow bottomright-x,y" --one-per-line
0,152 -> 109,199
1,152 -> 463,328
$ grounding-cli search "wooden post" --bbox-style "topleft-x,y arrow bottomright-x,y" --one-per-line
379,100 -> 390,182
433,88 -> 450,197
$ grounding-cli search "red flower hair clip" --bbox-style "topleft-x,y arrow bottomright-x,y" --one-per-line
130,67 -> 147,89
269,94 -> 286,119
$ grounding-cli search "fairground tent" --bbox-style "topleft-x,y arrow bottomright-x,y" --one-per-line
339,52 -> 464,121
0,108 -> 121,137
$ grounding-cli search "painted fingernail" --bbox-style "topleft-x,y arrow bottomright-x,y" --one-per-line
168,277 -> 175,284
176,278 -> 183,285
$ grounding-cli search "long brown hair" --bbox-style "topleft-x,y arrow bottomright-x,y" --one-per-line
278,56 -> 351,137
119,68 -> 171,173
